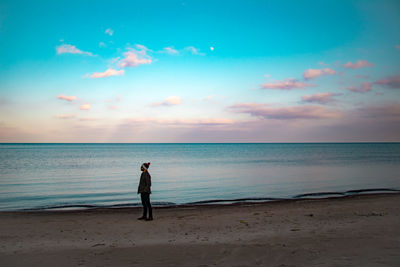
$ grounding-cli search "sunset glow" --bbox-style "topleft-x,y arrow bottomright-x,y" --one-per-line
0,0 -> 399,142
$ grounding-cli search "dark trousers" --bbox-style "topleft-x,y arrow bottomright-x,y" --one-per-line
140,193 -> 152,218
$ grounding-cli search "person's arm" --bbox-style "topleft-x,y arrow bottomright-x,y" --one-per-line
148,173 -> 151,187
138,173 -> 143,194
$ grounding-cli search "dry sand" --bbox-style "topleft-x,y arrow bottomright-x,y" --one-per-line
1,193 -> 399,266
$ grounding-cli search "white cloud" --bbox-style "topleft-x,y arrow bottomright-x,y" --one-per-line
163,47 -> 179,55
184,46 -> 205,55
135,44 -> 152,52
105,28 -> 114,36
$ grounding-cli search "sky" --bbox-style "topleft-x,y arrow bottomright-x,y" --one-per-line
0,0 -> 400,142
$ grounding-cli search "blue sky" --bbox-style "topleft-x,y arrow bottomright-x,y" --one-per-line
0,0 -> 400,142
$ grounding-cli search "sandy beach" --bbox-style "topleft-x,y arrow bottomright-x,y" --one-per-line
1,193 -> 399,266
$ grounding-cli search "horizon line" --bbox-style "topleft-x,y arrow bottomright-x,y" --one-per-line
1,142 -> 399,145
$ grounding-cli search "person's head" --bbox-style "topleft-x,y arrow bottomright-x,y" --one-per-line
141,162 -> 150,172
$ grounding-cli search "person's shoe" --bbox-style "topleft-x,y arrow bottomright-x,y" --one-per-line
145,217 -> 153,221
137,216 -> 146,220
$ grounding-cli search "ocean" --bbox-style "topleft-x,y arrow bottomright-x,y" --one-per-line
0,143 -> 399,211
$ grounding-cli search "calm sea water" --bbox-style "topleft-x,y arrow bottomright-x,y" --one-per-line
0,143 -> 399,211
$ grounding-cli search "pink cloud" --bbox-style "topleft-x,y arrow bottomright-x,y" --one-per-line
54,114 -> 76,119
169,118 -> 234,126
203,95 -> 215,101
347,82 -> 372,93
79,117 -> 97,121
261,79 -> 315,90
80,104 -> 91,110
229,103 -> 340,120
303,68 -> 336,80
396,45 -> 400,50
106,95 -> 122,103
106,96 -> 121,110
374,75 -> 400,89
358,103 -> 400,119
342,60 -> 374,69
125,118 -> 234,126
88,68 -> 124,78
56,44 -> 93,56
152,96 -> 182,107
301,92 -> 340,104
119,50 -> 152,68
57,95 -> 77,102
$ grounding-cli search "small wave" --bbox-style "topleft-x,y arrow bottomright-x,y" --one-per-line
345,188 -> 400,194
293,192 -> 345,198
184,197 -> 283,205
23,201 -> 177,211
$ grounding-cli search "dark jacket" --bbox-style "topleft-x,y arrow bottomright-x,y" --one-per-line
137,171 -> 151,194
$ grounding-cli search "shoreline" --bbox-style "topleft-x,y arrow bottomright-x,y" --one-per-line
2,188 -> 400,213
2,192 -> 399,215
1,193 -> 399,266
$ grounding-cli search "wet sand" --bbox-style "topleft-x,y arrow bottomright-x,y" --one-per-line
1,193 -> 399,266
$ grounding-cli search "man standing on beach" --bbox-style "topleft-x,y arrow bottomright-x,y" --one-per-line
137,162 -> 153,221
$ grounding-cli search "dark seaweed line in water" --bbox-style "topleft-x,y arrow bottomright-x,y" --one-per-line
185,188 -> 400,204
292,188 -> 400,198
12,187 -> 400,212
